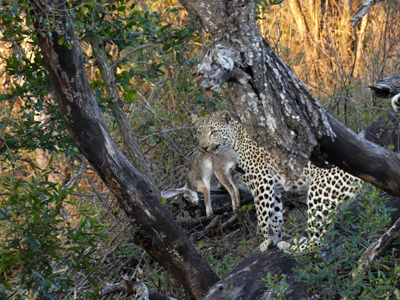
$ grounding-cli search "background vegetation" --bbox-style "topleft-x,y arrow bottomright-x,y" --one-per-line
0,0 -> 399,298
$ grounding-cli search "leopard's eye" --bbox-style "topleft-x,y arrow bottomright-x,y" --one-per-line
210,130 -> 217,136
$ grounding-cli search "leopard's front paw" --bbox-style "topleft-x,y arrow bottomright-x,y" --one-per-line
259,239 -> 274,252
277,240 -> 292,250
259,235 -> 281,252
277,237 -> 308,253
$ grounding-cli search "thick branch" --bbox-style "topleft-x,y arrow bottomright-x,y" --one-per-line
320,114 -> 400,196
32,1 -> 219,298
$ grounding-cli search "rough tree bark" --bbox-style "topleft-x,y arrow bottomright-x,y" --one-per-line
179,0 -> 400,196
31,1 -> 219,298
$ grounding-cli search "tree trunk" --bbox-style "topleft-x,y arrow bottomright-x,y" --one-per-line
183,0 -> 333,183
288,0 -> 310,41
31,1 -> 219,298
350,0 -> 385,26
179,0 -> 400,196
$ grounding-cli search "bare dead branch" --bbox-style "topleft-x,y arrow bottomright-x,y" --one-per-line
352,217 -> 400,278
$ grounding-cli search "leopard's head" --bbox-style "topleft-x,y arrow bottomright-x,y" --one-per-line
192,111 -> 236,153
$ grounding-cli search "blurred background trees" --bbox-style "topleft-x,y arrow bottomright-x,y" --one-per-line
0,0 -> 399,298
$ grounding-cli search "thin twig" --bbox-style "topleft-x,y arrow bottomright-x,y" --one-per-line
112,43 -> 156,71
138,126 -> 194,142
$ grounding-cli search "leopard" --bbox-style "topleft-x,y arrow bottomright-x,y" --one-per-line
192,110 -> 364,252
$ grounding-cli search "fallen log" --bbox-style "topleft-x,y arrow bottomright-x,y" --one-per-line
186,185 -> 306,218
203,248 -> 308,300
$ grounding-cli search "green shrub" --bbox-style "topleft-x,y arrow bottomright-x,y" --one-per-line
293,185 -> 399,299
262,273 -> 293,300
0,169 -> 109,299
264,185 -> 400,299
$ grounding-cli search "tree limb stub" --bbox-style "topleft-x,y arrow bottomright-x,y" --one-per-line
180,0 -> 332,182
31,1 -> 219,298
369,71 -> 400,98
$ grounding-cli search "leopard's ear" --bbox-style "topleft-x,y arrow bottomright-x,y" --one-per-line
191,114 -> 201,126
217,111 -> 231,124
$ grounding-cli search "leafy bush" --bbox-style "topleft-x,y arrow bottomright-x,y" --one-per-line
0,169 -> 109,299
285,185 -> 400,299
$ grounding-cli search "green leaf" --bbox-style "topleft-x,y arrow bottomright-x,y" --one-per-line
122,83 -> 130,92
86,276 -> 98,287
125,90 -> 136,102
162,44 -> 171,52
31,269 -> 44,279
82,6 -> 89,15
86,1 -> 96,8
58,36 -> 64,45
0,278 -> 12,291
